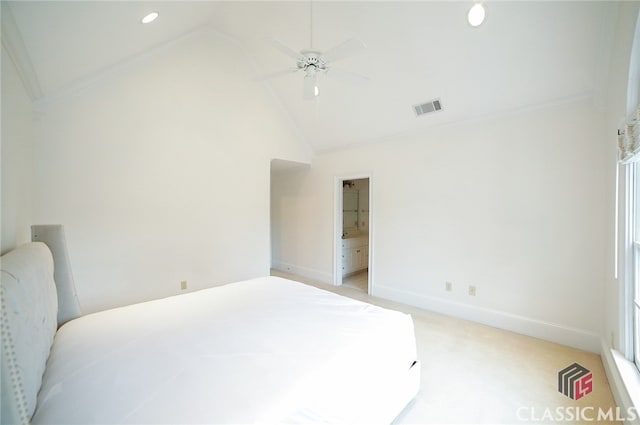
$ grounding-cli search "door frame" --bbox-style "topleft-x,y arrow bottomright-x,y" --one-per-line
333,173 -> 373,295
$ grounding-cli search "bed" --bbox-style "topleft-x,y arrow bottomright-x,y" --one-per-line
1,241 -> 420,424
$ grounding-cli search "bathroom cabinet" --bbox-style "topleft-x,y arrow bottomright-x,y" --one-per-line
341,237 -> 369,276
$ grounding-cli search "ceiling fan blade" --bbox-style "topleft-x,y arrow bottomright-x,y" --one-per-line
321,38 -> 366,63
265,38 -> 305,62
325,67 -> 370,83
255,68 -> 299,81
303,73 -> 317,100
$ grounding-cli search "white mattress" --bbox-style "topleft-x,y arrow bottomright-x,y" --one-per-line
32,276 -> 419,424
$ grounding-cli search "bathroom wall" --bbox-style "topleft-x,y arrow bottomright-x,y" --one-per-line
343,178 -> 369,234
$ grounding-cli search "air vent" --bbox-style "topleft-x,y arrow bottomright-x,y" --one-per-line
413,98 -> 442,117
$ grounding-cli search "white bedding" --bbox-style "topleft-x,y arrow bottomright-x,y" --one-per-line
32,276 -> 419,424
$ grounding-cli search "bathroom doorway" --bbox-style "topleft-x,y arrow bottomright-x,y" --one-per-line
335,175 -> 372,294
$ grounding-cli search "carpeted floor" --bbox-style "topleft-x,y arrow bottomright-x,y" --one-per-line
271,269 -> 621,424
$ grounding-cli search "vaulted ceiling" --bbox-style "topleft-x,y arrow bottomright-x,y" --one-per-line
4,1 -> 620,152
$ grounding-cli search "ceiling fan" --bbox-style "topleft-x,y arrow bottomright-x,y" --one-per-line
259,2 -> 367,100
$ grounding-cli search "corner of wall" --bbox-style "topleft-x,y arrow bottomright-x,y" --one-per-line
1,43 -> 34,254
270,261 -> 332,285
1,3 -> 42,100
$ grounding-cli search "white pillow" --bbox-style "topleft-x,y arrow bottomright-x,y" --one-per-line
1,243 -> 58,424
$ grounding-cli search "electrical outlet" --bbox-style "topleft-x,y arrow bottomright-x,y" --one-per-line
468,285 -> 476,296
180,280 -> 187,290
445,281 -> 452,292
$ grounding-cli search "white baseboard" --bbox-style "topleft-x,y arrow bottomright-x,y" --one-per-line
374,284 -> 601,353
271,261 -> 333,285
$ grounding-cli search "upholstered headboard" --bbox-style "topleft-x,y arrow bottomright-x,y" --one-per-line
31,225 -> 82,326
1,243 -> 58,425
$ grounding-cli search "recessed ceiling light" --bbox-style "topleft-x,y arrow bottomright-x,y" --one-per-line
141,12 -> 159,24
468,3 -> 485,27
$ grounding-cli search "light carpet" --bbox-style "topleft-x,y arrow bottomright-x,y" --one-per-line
271,269 -> 620,425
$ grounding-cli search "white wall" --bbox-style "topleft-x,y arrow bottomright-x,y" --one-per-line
32,28 -> 311,313
272,98 -> 607,351
1,45 -> 34,254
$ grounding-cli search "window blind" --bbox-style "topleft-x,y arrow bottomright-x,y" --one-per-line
619,106 -> 640,163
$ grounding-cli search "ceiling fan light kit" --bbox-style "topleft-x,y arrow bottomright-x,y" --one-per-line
261,1 -> 367,100
264,37 -> 366,101
262,2 -> 484,99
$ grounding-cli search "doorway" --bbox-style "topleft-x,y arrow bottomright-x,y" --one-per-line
334,175 -> 372,294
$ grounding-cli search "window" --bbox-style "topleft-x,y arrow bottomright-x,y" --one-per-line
619,160 -> 640,371
621,8 -> 640,371
634,163 -> 640,370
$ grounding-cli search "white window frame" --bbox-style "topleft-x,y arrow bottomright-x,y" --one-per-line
634,240 -> 640,371
620,7 -> 640,371
633,163 -> 640,370
619,163 -> 634,364
621,160 -> 640,371
618,163 -> 634,364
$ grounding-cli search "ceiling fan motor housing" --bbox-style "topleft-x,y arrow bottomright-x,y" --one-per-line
298,50 -> 327,73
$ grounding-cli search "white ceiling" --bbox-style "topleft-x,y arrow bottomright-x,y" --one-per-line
6,1 -> 619,152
